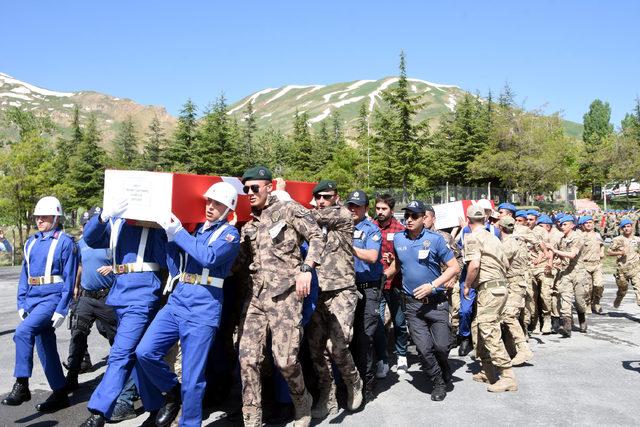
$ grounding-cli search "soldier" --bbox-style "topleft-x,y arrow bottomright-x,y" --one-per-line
515,210 -> 528,226
236,166 -> 324,427
579,216 -> 605,314
532,215 -> 556,333
497,217 -> 533,365
346,190 -> 384,402
387,201 -> 459,401
497,203 -> 517,219
2,196 -> 79,412
607,219 -> 640,308
549,216 -> 586,336
526,209 -> 540,230
305,180 -> 363,419
462,205 -> 517,393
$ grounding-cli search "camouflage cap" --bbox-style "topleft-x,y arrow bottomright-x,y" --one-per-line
466,204 -> 485,219
498,216 -> 515,231
241,165 -> 273,183
312,179 -> 338,194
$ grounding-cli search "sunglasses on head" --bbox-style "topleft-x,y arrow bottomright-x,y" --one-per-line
243,184 -> 262,194
404,212 -> 424,220
314,194 -> 335,200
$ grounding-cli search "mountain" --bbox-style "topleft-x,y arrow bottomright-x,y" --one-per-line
227,77 -> 584,139
0,73 -> 175,144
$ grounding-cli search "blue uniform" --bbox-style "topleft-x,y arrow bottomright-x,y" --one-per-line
14,227 -> 78,391
83,215 -> 167,419
353,219 -> 384,283
77,238 -> 114,291
135,220 -> 240,427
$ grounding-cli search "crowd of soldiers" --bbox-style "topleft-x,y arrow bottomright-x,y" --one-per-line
2,165 -> 640,427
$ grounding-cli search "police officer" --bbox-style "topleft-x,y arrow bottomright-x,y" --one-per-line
579,216 -> 605,314
346,189 -> 384,403
79,198 -> 168,427
235,166 -> 324,427
2,196 -> 79,412
388,201 -> 459,401
463,205 -> 517,393
306,180 -> 363,419
607,219 -> 640,308
134,182 -> 240,427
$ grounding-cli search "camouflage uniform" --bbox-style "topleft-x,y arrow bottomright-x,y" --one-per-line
514,224 -> 540,332
555,230 -> 586,335
530,225 -> 554,332
433,228 -> 463,336
306,205 -> 361,414
609,235 -> 640,307
581,230 -> 604,313
236,196 -> 324,426
548,227 -> 564,319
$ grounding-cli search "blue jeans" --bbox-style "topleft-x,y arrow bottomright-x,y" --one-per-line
374,289 -> 408,363
116,377 -> 137,407
458,268 -> 476,337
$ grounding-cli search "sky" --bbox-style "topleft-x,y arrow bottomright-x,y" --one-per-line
1,1 -> 638,125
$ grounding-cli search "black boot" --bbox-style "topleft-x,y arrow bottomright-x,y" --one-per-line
458,337 -> 473,357
1,380 -> 30,406
110,400 -> 137,422
441,363 -> 454,391
64,371 -> 79,392
35,388 -> 70,412
551,317 -> 560,334
80,352 -> 93,373
430,375 -> 447,401
156,383 -> 181,427
141,409 -> 160,427
578,312 -> 587,333
79,413 -> 106,427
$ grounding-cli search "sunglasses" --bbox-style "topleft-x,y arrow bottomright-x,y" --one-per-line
243,184 -> 262,194
314,194 -> 335,200
404,212 -> 424,220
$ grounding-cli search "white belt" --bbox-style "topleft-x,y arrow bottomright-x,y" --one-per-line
28,275 -> 64,285
114,262 -> 160,274
179,273 -> 224,288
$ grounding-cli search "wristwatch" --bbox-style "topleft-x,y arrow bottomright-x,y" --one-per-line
300,264 -> 313,273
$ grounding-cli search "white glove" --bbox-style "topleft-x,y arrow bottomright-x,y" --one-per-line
158,213 -> 183,242
18,309 -> 27,320
51,312 -> 66,329
101,198 -> 129,222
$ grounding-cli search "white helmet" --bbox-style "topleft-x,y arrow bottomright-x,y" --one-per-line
203,182 -> 238,211
33,196 -> 63,216
475,199 -> 493,211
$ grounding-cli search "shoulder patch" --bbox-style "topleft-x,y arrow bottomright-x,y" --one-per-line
372,234 -> 381,242
225,233 -> 235,242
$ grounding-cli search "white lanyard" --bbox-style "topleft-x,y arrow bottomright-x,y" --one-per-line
24,232 -> 63,278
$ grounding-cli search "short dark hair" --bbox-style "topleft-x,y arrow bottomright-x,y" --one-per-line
375,193 -> 395,210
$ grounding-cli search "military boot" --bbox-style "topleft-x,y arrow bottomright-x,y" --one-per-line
346,376 -> 363,411
35,388 -> 70,413
156,383 -> 181,427
487,368 -> 518,393
311,382 -> 338,419
541,315 -> 552,334
551,316 -> 560,334
79,413 -> 106,427
64,371 -> 79,392
577,312 -> 587,333
472,362 -> 497,384
458,337 -> 473,357
430,375 -> 447,401
291,390 -> 312,427
613,294 -> 623,308
511,342 -> 534,366
1,380 -> 30,406
558,316 -> 572,338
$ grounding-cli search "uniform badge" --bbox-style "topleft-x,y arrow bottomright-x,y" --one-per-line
372,234 -> 381,242
225,234 -> 235,242
423,240 -> 431,249
271,211 -> 281,222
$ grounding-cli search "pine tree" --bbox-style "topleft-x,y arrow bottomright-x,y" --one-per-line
577,99 -> 614,192
67,113 -> 106,209
164,99 -> 198,172
355,103 -> 371,186
140,116 -> 165,171
498,81 -> 516,108
241,102 -> 258,168
290,110 -> 315,176
112,116 -> 139,169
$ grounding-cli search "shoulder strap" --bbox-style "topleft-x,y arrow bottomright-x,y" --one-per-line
135,227 -> 150,270
109,219 -> 124,269
24,237 -> 37,277
208,223 -> 229,245
44,232 -> 63,281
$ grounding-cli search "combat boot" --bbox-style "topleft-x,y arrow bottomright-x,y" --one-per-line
430,375 -> 447,401
613,294 -> 623,308
577,312 -> 587,332
458,337 -> 473,357
511,343 -> 534,366
35,388 -> 70,413
558,316 -> 572,338
472,362 -> 497,384
311,382 -> 338,419
156,383 -> 181,427
79,413 -> 106,427
1,380 -> 30,406
487,368 -> 518,393
346,376 -> 363,411
291,390 -> 312,427
64,371 -> 79,392
541,316 -> 552,334
551,317 -> 560,334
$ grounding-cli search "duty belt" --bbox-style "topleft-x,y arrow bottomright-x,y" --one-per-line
480,279 -> 507,289
179,273 -> 224,288
28,275 -> 63,285
81,288 -> 110,299
356,280 -> 382,291
400,291 -> 447,305
114,262 -> 160,275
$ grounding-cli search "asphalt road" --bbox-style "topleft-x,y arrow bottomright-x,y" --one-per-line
0,265 -> 639,426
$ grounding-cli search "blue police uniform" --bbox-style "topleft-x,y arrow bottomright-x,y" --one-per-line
393,228 -> 454,381
135,219 -> 240,427
83,215 -> 167,419
14,226 -> 78,391
351,218 -> 384,392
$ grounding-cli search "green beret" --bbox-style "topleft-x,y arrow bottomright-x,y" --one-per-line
241,165 -> 273,183
312,179 -> 338,194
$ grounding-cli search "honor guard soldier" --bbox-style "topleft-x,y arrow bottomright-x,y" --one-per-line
607,219 -> 640,308
2,196 -> 79,412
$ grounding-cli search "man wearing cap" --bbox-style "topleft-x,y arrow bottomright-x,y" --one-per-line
524,209 -> 550,334
497,203 -> 517,219
2,196 -> 79,412
235,165 -> 324,427
134,182 -> 241,427
462,204 -> 517,392
373,193 -> 409,376
526,209 -> 540,230
305,179 -> 363,418
549,216 -> 586,336
514,210 -> 528,226
79,196 -> 168,427
532,215 -> 557,333
345,189 -> 384,403
387,200 -> 459,401
496,216 -> 534,365
579,216 -> 605,314
607,219 -> 640,308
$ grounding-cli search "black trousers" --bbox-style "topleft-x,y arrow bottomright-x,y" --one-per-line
403,297 -> 451,380
67,292 -> 117,373
351,287 -> 382,391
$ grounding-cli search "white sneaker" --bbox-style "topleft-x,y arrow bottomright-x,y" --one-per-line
375,360 -> 389,379
396,356 -> 408,372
